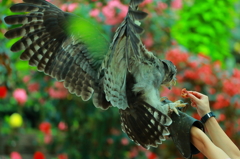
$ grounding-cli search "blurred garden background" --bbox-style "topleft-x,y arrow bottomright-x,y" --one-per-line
0,0 -> 240,158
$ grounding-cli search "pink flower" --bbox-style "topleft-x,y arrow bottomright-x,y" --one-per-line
33,151 -> 45,159
156,2 -> 168,14
44,134 -> 52,144
10,151 -> 22,159
28,83 -> 40,92
158,2 -> 168,10
171,0 -> 182,9
39,122 -> 51,134
68,3 -> 78,12
233,68 -> 240,78
13,89 -> 27,105
102,0 -> 128,25
61,4 -> 68,11
121,137 -> 129,145
0,86 -> 7,98
143,33 -> 154,48
90,9 -> 100,17
58,121 -> 68,131
23,75 -> 31,83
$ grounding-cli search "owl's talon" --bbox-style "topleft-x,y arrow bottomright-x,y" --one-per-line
172,107 -> 179,116
168,100 -> 187,115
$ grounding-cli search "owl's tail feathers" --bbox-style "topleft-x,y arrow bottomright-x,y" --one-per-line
119,101 -> 172,149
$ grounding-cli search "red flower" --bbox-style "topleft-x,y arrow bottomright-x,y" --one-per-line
184,70 -> 199,80
0,86 -> 7,98
147,152 -> 157,159
48,82 -> 68,99
171,0 -> 182,9
129,147 -> 138,158
28,83 -> 40,92
223,77 -> 240,96
217,114 -> 226,122
33,151 -> 45,159
39,122 -> 51,134
165,48 -> 189,66
192,112 -> 201,120
58,154 -> 68,159
13,88 -> 27,105
197,64 -> 217,85
213,94 -> 230,110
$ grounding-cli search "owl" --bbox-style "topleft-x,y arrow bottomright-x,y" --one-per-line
4,0 -> 185,149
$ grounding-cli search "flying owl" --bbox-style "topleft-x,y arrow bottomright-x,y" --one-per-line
4,0 -> 185,149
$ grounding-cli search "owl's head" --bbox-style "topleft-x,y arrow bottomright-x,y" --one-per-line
161,60 -> 177,89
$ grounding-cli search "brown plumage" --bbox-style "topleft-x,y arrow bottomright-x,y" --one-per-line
4,0 -> 183,149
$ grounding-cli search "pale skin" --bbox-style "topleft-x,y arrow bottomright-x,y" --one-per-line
191,126 -> 230,159
188,91 -> 240,159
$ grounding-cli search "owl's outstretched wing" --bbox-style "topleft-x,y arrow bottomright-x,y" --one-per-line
4,0 -> 109,101
119,100 -> 171,149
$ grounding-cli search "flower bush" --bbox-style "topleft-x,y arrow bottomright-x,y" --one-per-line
0,0 -> 240,159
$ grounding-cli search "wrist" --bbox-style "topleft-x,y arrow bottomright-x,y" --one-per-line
201,112 -> 216,124
200,110 -> 211,118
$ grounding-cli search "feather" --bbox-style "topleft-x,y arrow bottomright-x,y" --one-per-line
4,0 -> 109,102
119,101 -> 171,149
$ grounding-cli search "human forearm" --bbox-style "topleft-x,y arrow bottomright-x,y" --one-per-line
191,126 -> 230,159
205,117 -> 240,159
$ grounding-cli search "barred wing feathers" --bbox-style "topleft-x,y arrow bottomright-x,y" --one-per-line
119,101 -> 171,149
4,0 -> 109,101
102,0 -> 148,110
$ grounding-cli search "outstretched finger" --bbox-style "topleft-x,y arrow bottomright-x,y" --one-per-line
188,91 -> 203,99
188,93 -> 200,103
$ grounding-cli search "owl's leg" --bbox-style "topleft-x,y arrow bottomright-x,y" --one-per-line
160,97 -> 168,102
167,100 -> 186,116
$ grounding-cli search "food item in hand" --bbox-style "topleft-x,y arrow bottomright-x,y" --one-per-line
181,88 -> 189,98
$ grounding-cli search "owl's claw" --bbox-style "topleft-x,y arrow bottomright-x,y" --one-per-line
168,100 -> 187,116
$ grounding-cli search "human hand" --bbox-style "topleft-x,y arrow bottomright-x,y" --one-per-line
187,91 -> 211,117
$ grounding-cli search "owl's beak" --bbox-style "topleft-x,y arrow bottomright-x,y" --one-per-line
165,79 -> 177,90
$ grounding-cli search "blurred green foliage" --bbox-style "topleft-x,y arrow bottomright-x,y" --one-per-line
172,0 -> 236,62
